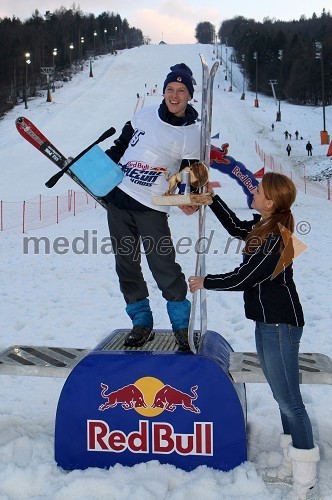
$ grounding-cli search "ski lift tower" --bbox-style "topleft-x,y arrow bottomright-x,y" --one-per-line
41,67 -> 54,103
269,79 -> 281,121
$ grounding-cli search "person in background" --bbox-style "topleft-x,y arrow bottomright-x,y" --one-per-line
105,63 -> 200,350
286,144 -> 292,156
306,141 -> 313,156
189,172 -> 320,499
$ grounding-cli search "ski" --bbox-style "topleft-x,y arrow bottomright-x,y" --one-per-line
16,117 -> 68,168
188,55 -> 219,353
15,116 -> 109,210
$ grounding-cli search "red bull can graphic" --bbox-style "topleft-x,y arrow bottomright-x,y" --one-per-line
55,329 -> 247,471
180,170 -> 190,194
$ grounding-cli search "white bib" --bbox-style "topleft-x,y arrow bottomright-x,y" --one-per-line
117,106 -> 200,212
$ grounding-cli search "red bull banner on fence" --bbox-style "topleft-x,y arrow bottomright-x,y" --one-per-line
210,144 -> 259,208
55,330 -> 247,471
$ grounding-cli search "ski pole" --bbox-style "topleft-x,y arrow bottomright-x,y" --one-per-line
188,56 -> 219,353
45,126 -> 116,188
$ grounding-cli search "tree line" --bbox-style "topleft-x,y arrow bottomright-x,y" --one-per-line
1,8 -> 331,116
0,6 -> 144,116
196,10 -> 332,106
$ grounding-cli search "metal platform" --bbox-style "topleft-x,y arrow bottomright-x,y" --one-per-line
229,352 -> 332,385
101,330 -> 179,352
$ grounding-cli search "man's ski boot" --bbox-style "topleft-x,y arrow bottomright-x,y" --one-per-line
124,326 -> 154,347
174,329 -> 200,351
174,328 -> 191,351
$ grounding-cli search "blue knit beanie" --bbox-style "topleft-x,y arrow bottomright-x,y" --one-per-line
163,63 -> 195,98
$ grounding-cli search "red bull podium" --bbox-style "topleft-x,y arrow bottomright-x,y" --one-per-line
55,329 -> 247,471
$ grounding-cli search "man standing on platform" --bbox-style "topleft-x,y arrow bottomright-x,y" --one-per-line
105,63 -> 200,350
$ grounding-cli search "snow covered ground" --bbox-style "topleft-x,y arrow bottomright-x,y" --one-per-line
0,43 -> 331,499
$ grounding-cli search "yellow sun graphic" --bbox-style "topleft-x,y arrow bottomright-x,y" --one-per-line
134,376 -> 165,417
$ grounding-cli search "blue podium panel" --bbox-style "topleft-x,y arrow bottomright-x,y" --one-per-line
55,330 -> 247,472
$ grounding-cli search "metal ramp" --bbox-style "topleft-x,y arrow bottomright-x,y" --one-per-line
0,345 -> 90,378
229,352 -> 332,385
0,333 -> 332,385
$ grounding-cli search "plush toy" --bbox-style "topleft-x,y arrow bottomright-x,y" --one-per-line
165,162 -> 209,195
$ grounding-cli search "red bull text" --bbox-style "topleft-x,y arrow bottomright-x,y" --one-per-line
88,420 -> 213,455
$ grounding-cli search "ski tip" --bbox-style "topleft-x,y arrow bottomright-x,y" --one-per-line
15,116 -> 25,125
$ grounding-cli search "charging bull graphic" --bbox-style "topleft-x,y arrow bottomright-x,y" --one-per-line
210,144 -> 259,208
99,383 -> 148,411
151,384 -> 200,414
99,382 -> 200,414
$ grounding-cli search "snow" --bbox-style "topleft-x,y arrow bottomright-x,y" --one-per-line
0,43 -> 332,499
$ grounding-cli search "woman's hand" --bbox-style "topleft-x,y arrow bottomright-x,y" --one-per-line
188,276 -> 205,292
179,205 -> 198,215
206,182 -> 215,196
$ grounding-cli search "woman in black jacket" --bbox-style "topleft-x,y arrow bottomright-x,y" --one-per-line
189,172 -> 319,499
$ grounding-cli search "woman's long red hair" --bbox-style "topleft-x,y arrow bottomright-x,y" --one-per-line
244,172 -> 297,254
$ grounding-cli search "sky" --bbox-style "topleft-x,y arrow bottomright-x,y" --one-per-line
0,0 -> 331,43
0,42 -> 331,498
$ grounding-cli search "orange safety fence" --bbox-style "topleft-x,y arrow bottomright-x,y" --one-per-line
0,190 -> 99,233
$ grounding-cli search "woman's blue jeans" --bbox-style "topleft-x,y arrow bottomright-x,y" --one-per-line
255,322 -> 314,450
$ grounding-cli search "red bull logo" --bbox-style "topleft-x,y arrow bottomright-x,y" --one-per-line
98,377 -> 200,415
232,166 -> 257,192
126,160 -> 149,169
87,377 -> 212,456
210,143 -> 231,165
151,166 -> 167,172
99,377 -> 201,417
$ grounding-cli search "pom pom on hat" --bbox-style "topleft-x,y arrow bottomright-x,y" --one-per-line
163,63 -> 195,98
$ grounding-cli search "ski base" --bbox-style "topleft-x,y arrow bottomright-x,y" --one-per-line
15,116 -> 109,210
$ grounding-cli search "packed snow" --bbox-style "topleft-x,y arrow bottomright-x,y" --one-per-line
0,43 -> 331,499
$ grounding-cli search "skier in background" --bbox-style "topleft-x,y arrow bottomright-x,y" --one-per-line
105,63 -> 200,350
286,144 -> 291,156
306,141 -> 313,156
